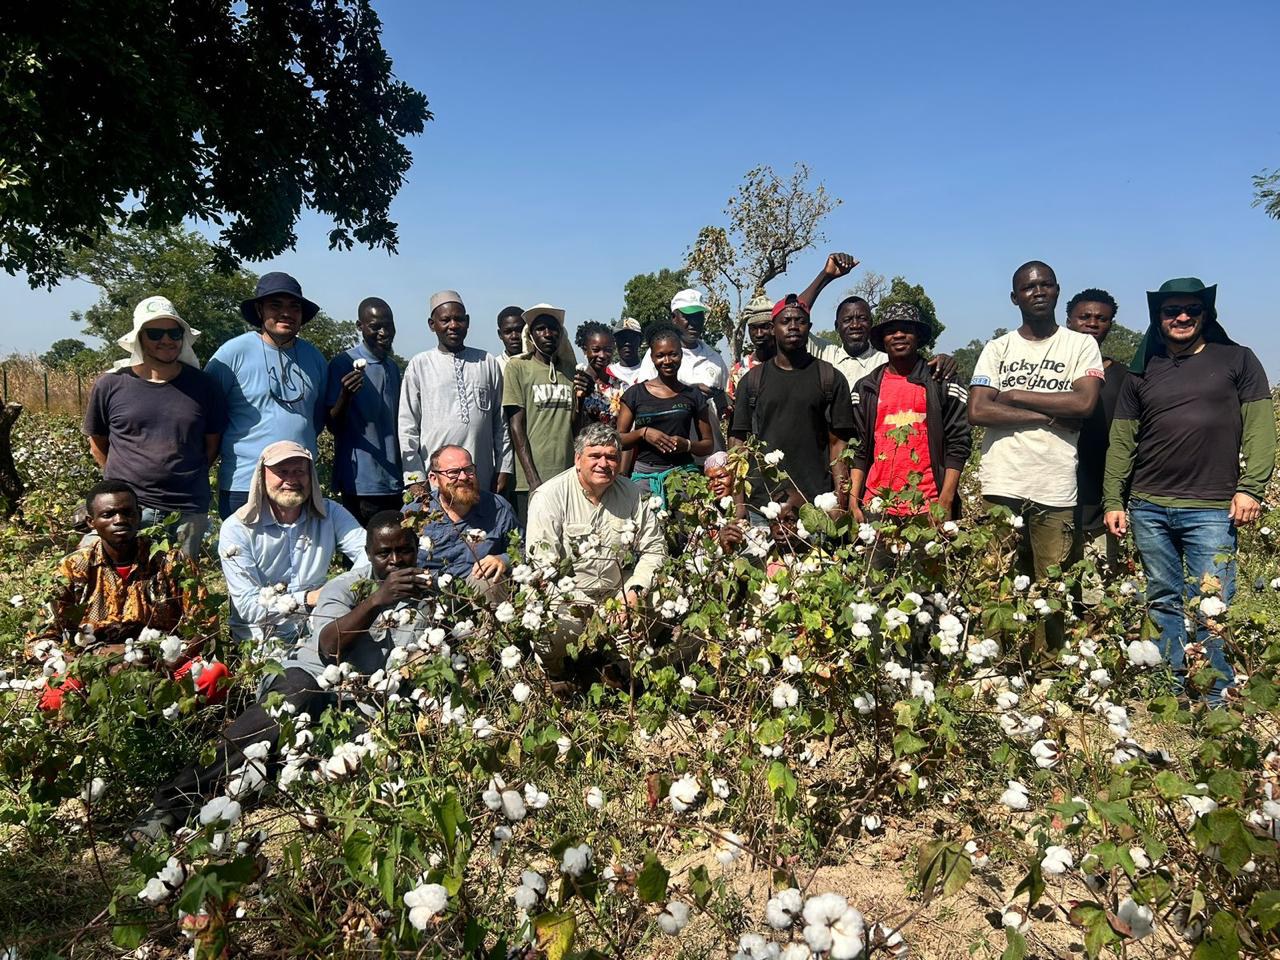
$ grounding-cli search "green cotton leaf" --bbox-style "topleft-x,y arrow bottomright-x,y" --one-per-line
1205,770 -> 1243,804
893,729 -> 927,756
755,718 -> 785,745
432,790 -> 467,860
1192,910 -> 1243,960
1012,861 -> 1045,910
533,911 -> 577,960
1204,810 -> 1262,876
635,853 -> 670,904
1152,770 -> 1197,799
1000,927 -> 1027,960
689,865 -> 713,909
111,922 -> 147,949
798,504 -> 837,538
1202,710 -> 1241,736
916,840 -> 971,903
378,852 -> 396,909
1247,890 -> 1280,932
343,828 -> 375,878
767,761 -> 797,800
1091,799 -> 1136,828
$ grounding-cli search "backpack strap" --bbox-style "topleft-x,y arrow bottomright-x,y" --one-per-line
817,358 -> 835,410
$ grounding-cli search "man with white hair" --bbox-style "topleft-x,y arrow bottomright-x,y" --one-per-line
525,422 -> 667,680
218,440 -> 367,646
83,296 -> 226,556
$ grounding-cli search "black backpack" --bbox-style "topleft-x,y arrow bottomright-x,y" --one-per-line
740,357 -> 838,436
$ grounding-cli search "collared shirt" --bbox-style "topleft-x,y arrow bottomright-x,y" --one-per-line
326,342 -> 403,496
634,340 -> 729,390
404,489 -> 521,578
525,468 -> 667,599
43,536 -> 203,641
817,340 -> 887,389
219,500 -> 368,643
399,346 -> 510,490
609,362 -> 644,388
205,331 -> 328,492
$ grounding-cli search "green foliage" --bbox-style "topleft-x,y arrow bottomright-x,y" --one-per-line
2,0 -> 431,286
67,225 -> 357,363
620,267 -> 690,331
874,276 -> 945,349
39,337 -> 90,370
1253,168 -> 1280,221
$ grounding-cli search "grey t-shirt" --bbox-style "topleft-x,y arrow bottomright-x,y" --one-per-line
288,569 -> 420,678
83,365 -> 227,512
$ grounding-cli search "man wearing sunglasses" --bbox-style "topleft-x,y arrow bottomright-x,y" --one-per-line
401,444 -> 519,602
1103,278 -> 1275,700
206,273 -> 329,519
83,296 -> 226,557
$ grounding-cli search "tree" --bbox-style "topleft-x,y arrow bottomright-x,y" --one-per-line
620,268 -> 690,330
68,225 -> 356,364
2,0 -> 431,287
1253,168 -> 1280,220
685,164 -> 840,359
843,271 -> 888,310
40,338 -> 89,369
874,276 -> 945,350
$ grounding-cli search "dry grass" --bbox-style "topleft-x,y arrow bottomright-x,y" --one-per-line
0,354 -> 98,417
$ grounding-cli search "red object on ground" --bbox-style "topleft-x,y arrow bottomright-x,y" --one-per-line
38,675 -> 84,711
172,657 -> 230,703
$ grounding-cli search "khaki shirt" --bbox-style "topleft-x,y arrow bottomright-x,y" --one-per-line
817,340 -> 887,389
525,467 -> 667,599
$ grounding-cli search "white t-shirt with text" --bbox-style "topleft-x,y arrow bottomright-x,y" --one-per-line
970,327 -> 1104,507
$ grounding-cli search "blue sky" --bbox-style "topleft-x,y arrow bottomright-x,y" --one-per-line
3,0 -> 1278,374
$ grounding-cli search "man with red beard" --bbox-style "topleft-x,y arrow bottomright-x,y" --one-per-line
403,444 -> 519,602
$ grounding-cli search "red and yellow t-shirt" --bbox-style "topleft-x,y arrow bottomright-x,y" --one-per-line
864,369 -> 935,513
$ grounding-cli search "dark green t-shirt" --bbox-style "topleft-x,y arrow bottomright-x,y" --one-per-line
502,357 -> 576,492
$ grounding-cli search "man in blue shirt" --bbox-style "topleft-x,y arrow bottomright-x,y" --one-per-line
404,444 -> 519,603
206,273 -> 329,519
219,441 -> 367,649
326,297 -> 403,524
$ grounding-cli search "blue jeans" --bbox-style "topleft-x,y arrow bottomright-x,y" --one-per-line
218,489 -> 250,520
1129,501 -> 1236,693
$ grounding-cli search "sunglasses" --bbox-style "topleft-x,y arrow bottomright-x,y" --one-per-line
1160,304 -> 1204,319
143,327 -> 184,341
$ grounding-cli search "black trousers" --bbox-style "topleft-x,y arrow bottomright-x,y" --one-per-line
152,668 -> 332,815
340,491 -> 407,526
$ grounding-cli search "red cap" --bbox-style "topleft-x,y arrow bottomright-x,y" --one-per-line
771,293 -> 811,320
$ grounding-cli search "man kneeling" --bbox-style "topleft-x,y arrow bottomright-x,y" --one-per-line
525,423 -> 667,682
127,513 -> 424,846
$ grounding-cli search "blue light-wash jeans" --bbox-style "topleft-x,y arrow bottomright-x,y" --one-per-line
1129,500 -> 1236,694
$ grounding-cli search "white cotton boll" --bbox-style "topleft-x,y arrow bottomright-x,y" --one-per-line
585,786 -> 604,810
495,601 -> 516,624
1013,574 -> 1030,591
158,634 -> 183,665
1125,640 -> 1163,667
1041,845 -> 1073,876
560,843 -> 593,877
1031,739 -> 1061,769
668,774 -> 701,813
513,883 -> 540,912
782,654 -> 803,675
81,777 -> 107,803
813,491 -> 839,512
1001,905 -> 1029,933
163,702 -> 181,720
964,839 -> 989,868
403,882 -> 448,930
861,814 -> 882,832
9,594 -> 25,607
679,675 -> 697,692
471,716 -> 494,739
772,681 -> 799,710
521,609 -> 541,630
716,830 -> 745,866
711,777 -> 730,799
766,887 -> 803,929
500,790 -> 526,822
1129,847 -> 1152,870
1198,596 -> 1227,618
523,782 -> 549,809
556,735 -> 571,756
512,681 -> 532,704
1000,780 -> 1030,811
657,900 -> 691,934
759,501 -> 782,521
1117,897 -> 1155,939
199,796 -> 242,826
764,449 -> 785,466
1182,794 -> 1218,819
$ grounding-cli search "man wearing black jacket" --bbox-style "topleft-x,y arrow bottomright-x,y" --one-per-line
848,303 -> 971,521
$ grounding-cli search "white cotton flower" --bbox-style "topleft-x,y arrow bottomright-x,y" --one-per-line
585,786 -> 604,810
679,675 -> 697,692
716,830 -> 745,866
1013,574 -> 1030,591
766,887 -> 803,929
495,601 -> 516,624
471,716 -> 494,739
1041,845 -> 1073,876
802,893 -> 865,958
1000,780 -> 1030,811
711,777 -> 730,799
763,449 -> 786,466
512,681 -> 532,704
853,693 -> 876,715
403,882 -> 448,929
81,777 -> 107,803
1031,739 -> 1061,769
1117,897 -> 1155,939
523,782 -> 549,809
500,790 -> 527,822
657,900 -> 691,934
560,843 -> 593,877
199,795 -> 242,826
1182,793 -> 1218,819
782,654 -> 804,675
1125,639 -> 1162,667
1198,596 -> 1227,618
158,634 -> 183,665
772,681 -> 799,710
668,774 -> 701,813
813,491 -> 839,512
760,501 -> 782,521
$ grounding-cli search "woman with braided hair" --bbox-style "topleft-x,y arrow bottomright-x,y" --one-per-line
575,320 -> 625,428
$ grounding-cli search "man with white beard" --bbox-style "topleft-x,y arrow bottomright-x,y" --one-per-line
218,440 -> 367,647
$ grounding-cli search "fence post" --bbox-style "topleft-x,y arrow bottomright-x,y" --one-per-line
44,370 -> 49,411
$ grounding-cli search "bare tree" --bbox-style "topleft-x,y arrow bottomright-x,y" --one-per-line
684,164 -> 841,360
844,270 -> 888,309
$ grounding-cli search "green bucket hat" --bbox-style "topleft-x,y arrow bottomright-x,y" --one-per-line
1130,277 -> 1232,374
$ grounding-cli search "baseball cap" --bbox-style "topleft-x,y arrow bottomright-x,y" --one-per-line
614,317 -> 643,335
670,289 -> 709,315
261,440 -> 314,467
771,293 -> 811,320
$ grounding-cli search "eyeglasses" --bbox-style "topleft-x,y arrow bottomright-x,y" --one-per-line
431,465 -> 477,480
1160,304 -> 1204,319
143,327 -> 184,341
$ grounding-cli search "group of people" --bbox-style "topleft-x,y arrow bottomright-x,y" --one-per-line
37,253 -> 1273,846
